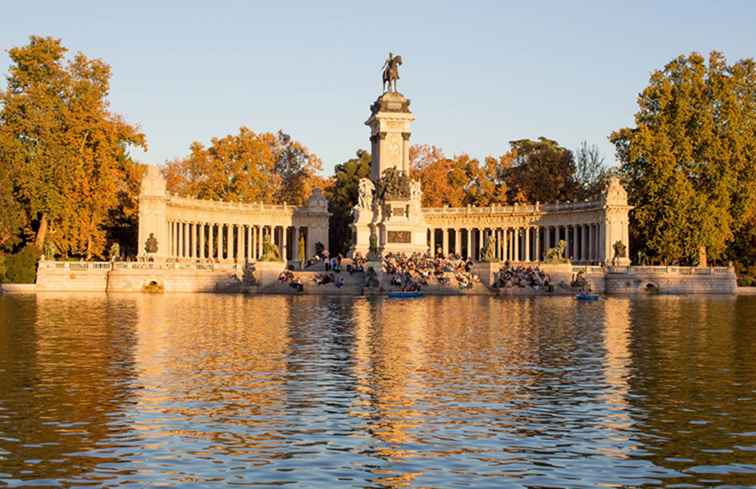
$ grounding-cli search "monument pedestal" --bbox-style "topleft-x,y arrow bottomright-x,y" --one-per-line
377,198 -> 427,255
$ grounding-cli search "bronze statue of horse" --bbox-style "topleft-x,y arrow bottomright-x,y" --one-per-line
382,55 -> 402,92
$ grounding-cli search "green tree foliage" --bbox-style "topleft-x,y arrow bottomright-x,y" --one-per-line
611,52 -> 756,264
507,138 -> 579,204
325,150 -> 371,255
0,36 -> 146,258
3,246 -> 42,283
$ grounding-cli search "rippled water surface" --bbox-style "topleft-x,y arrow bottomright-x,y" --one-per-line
1,294 -> 755,488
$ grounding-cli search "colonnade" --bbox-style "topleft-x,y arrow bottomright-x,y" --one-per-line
427,223 -> 605,263
167,221 -> 311,262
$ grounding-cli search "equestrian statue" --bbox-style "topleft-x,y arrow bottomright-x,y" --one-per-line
382,52 -> 403,93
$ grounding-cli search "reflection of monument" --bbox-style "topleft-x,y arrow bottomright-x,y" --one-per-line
351,53 -> 427,256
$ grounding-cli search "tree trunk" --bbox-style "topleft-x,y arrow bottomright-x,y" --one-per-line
34,213 -> 48,250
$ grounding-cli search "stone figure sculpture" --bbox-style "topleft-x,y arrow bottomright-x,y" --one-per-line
367,230 -> 380,261
145,233 -> 158,254
358,178 -> 375,209
480,234 -> 496,263
376,167 -> 410,201
382,52 -> 402,92
109,242 -> 120,261
259,235 -> 282,262
545,240 -> 569,264
612,240 -> 627,266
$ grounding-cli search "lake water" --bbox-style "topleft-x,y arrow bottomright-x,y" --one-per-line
0,294 -> 755,488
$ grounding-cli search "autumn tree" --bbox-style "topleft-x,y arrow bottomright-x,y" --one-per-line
272,131 -> 323,205
164,127 -> 322,206
0,162 -> 26,251
611,52 -> 756,264
0,36 -> 146,258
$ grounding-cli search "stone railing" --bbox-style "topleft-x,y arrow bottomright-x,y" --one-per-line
422,200 -> 600,216
38,260 -> 243,273
167,194 -> 297,213
607,265 -> 734,275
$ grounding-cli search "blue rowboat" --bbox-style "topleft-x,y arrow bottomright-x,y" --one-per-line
576,292 -> 600,301
388,291 -> 424,299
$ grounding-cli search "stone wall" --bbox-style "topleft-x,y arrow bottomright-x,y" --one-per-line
32,261 -> 737,295
36,262 -> 111,292
605,266 -> 737,294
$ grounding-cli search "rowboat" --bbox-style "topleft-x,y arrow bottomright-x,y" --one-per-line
575,292 -> 600,301
387,290 -> 424,299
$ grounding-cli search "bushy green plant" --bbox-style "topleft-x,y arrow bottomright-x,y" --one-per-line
0,254 -> 6,283
4,246 -> 42,283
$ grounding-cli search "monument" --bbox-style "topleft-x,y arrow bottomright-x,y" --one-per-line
351,53 -> 428,256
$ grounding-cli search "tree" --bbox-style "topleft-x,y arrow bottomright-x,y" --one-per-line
325,150 -> 371,255
0,162 -> 26,251
164,127 -> 277,203
574,140 -> 608,201
610,52 -> 756,264
164,127 -> 323,206
0,36 -> 146,258
272,131 -> 323,205
505,138 -> 578,204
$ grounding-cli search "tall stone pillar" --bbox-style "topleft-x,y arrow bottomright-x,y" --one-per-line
429,228 -> 435,256
455,229 -> 461,256
442,228 -> 448,257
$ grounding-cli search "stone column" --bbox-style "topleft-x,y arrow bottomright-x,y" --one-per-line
188,223 -> 195,259
246,225 -> 251,261
198,223 -> 204,259
455,229 -> 461,256
207,224 -> 214,259
234,224 -> 241,261
168,221 -> 173,257
429,228 -> 435,256
182,222 -> 188,258
511,228 -> 517,262
441,228 -> 448,257
525,227 -> 531,261
282,226 -> 288,261
219,224 -> 225,260
588,224 -> 594,262
257,226 -> 262,259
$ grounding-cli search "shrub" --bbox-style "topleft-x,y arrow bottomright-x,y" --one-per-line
0,254 -> 6,283
4,246 -> 42,284
738,277 -> 754,287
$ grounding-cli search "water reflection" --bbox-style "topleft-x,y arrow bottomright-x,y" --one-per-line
0,294 -> 754,487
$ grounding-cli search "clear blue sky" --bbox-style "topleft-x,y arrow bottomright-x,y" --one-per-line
2,1 -> 755,174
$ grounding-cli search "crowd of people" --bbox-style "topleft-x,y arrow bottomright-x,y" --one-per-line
281,249 -> 583,293
381,252 -> 480,291
494,264 -> 551,290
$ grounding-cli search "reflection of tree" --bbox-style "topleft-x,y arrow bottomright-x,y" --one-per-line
622,297 -> 756,486
0,293 -> 138,484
